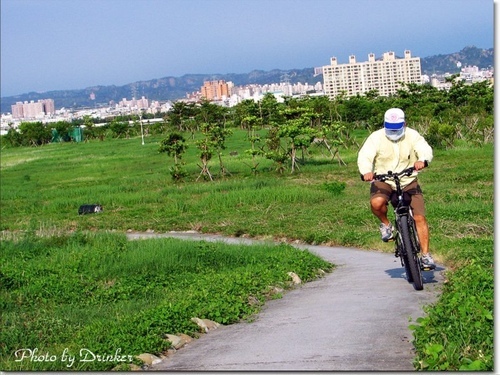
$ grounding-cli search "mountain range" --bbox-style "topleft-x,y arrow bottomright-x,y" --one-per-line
1,46 -> 493,114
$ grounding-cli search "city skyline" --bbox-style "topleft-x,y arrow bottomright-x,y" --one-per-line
1,0 -> 495,98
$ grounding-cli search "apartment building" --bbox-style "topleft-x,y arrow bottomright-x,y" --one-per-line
200,80 -> 232,101
118,96 -> 149,110
322,50 -> 422,98
11,99 -> 55,119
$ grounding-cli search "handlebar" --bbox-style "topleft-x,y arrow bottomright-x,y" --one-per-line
360,161 -> 428,182
373,167 -> 415,182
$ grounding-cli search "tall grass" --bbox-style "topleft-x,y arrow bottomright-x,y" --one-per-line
1,130 -> 488,260
1,231 -> 332,371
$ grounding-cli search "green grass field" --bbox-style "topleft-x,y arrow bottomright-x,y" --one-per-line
0,130 -> 493,370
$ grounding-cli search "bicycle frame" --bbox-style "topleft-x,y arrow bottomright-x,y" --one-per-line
390,173 -> 420,258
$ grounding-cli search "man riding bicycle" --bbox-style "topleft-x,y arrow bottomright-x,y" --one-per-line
357,108 -> 436,269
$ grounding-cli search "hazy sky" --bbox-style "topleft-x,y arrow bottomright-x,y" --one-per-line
0,0 -> 495,97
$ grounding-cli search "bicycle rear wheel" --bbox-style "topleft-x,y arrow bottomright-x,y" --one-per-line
399,215 -> 423,290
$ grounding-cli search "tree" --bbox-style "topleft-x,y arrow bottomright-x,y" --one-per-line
316,121 -> 347,165
197,100 -> 228,126
3,125 -> 23,147
82,115 -> 96,140
259,93 -> 281,127
52,121 -> 73,142
193,101 -> 233,179
109,118 -> 129,138
242,115 -> 262,174
262,124 -> 288,174
159,132 -> 188,181
196,123 -> 216,181
167,101 -> 197,131
277,107 -> 317,173
209,123 -> 233,177
18,122 -> 52,146
231,99 -> 260,130
426,120 -> 456,149
149,118 -> 168,135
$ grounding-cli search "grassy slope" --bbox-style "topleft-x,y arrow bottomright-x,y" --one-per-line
1,232 -> 333,371
0,131 -> 494,370
0,132 -> 493,259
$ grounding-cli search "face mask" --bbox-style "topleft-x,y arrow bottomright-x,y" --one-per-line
385,128 -> 405,141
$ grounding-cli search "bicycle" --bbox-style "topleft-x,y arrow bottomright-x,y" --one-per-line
363,164 -> 429,290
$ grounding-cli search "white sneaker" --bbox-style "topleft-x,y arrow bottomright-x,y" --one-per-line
379,223 -> 394,242
421,253 -> 436,269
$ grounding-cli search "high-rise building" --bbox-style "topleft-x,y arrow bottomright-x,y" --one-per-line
322,50 -> 422,99
11,99 -> 55,119
41,99 -> 55,115
200,80 -> 231,101
23,101 -> 44,118
11,102 -> 24,118
118,96 -> 149,110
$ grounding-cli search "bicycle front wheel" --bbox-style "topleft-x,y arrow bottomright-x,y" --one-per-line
399,215 -> 423,290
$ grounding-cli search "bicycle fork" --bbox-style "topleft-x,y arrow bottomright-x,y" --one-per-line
393,205 -> 410,263
393,226 -> 405,267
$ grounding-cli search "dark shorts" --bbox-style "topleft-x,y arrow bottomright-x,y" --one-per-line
370,180 -> 426,216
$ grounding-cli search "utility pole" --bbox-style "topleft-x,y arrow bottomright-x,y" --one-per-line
139,110 -> 144,145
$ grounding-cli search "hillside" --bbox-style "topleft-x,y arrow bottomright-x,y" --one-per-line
420,45 -> 493,74
0,45 -> 493,114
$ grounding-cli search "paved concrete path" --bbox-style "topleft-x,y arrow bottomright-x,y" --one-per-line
127,232 -> 444,371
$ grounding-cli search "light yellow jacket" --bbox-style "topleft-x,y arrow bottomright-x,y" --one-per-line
357,127 -> 433,189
